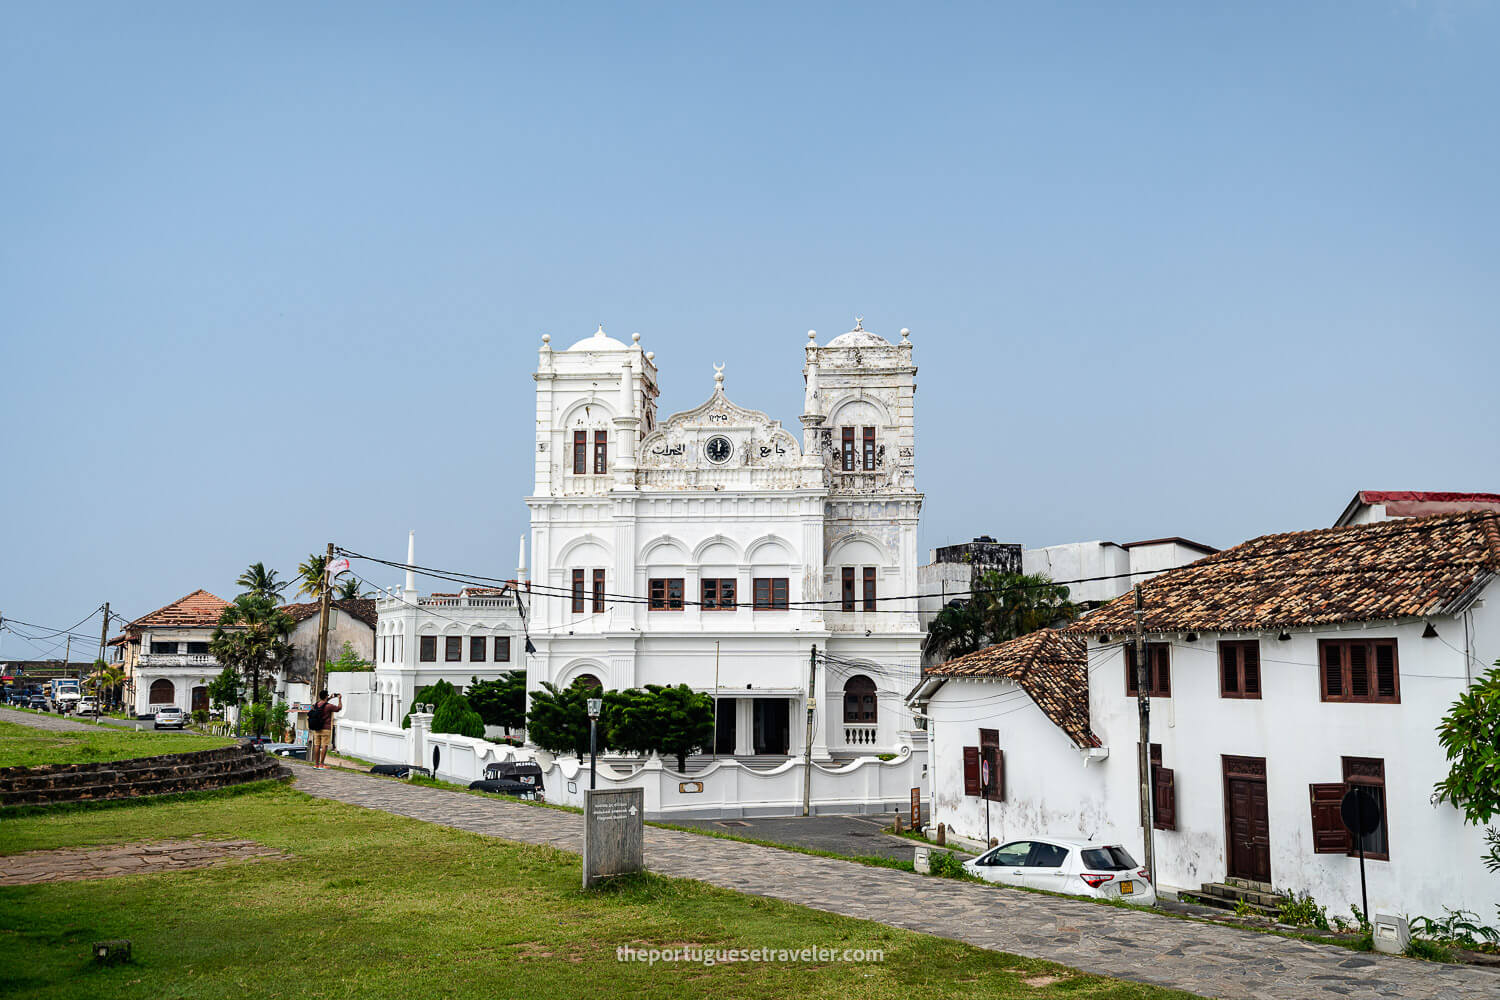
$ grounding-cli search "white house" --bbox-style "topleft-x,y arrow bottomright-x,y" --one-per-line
1334,489 -> 1500,527
277,597 -> 378,703
515,321 -> 925,761
111,589 -> 231,716
912,510 -> 1500,920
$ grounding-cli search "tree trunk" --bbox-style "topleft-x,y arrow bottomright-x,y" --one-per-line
677,752 -> 687,772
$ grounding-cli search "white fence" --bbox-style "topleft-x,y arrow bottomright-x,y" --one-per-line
334,717 -> 927,820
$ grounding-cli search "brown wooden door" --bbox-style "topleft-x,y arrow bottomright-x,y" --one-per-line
1223,756 -> 1271,883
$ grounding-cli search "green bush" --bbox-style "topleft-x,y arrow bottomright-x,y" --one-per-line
1404,937 -> 1454,962
927,850 -> 968,879
402,679 -> 460,728
432,695 -> 485,738
1276,890 -> 1329,929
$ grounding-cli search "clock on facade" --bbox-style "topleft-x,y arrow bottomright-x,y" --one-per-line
704,435 -> 733,464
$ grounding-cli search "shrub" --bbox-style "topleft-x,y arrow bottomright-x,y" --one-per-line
1404,937 -> 1454,962
326,641 -> 373,672
1276,890 -> 1329,929
402,679 -> 460,728
432,695 -> 485,738
927,850 -> 968,879
1408,908 -> 1500,949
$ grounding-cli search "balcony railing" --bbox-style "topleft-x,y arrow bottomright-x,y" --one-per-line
138,653 -> 218,668
843,723 -> 879,746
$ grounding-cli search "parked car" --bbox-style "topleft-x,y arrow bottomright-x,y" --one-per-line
76,698 -> 98,715
963,838 -> 1157,906
26,696 -> 48,711
264,743 -> 308,760
153,706 -> 188,730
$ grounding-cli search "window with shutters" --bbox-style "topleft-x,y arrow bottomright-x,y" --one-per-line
753,577 -> 789,609
841,427 -> 856,471
841,567 -> 856,612
861,426 -> 876,470
592,569 -> 605,613
444,636 -> 462,662
573,430 -> 588,474
1219,640 -> 1262,699
571,569 -> 585,613
1146,743 -> 1177,830
842,675 -> 877,723
593,430 -> 608,474
962,746 -> 981,797
1309,782 -> 1350,853
493,636 -> 511,662
1124,643 -> 1172,697
1343,757 -> 1390,859
701,578 -> 737,610
980,728 -> 1004,801
470,636 -> 486,662
1319,639 -> 1399,703
862,567 -> 877,611
649,578 -> 684,610
419,636 -> 437,662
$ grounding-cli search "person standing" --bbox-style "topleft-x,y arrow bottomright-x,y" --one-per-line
307,690 -> 342,769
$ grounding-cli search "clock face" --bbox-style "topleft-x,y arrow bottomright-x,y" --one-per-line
704,435 -> 733,464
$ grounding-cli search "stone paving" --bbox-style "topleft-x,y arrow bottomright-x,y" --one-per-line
0,706 -> 99,732
291,764 -> 1499,1000
0,838 -> 286,885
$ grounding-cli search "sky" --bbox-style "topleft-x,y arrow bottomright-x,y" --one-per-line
2,2 -> 1497,655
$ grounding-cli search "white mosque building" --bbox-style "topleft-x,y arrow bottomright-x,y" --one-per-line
361,320 -> 925,763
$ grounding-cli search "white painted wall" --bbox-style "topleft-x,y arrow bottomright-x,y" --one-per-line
924,601 -> 1500,921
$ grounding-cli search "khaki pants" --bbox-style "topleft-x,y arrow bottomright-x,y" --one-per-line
311,730 -> 332,752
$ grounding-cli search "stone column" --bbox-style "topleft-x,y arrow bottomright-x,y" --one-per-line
734,698 -> 754,756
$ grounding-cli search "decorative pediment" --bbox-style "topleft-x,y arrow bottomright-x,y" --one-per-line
638,386 -> 803,472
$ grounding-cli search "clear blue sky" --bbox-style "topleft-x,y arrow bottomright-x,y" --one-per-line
3,2 -> 1496,651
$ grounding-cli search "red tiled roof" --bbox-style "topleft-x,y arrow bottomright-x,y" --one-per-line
1070,511 -> 1500,636
127,590 -> 231,631
927,629 -> 1099,748
279,599 -> 378,629
1359,491 -> 1500,505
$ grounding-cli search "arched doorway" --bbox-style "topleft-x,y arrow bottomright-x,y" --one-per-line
149,679 -> 175,706
191,686 -> 208,714
842,675 -> 878,746
570,673 -> 603,692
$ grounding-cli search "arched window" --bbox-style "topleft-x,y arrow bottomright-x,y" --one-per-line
571,673 -> 603,693
149,679 -> 175,705
843,675 -> 877,723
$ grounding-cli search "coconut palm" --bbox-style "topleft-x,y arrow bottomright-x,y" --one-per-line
236,561 -> 288,601
336,576 -> 371,600
924,600 -> 991,664
923,571 -> 1081,663
296,552 -> 332,601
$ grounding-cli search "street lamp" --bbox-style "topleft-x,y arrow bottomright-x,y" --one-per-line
587,697 -> 603,790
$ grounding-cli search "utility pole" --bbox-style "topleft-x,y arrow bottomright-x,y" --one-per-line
97,602 -> 110,718
802,644 -> 817,817
313,541 -> 334,702
1132,584 -> 1156,884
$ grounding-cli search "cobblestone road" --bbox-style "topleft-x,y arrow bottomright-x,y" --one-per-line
293,765 -> 1499,1000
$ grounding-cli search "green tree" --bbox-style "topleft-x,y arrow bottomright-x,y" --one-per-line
236,561 -> 288,602
207,666 -> 241,710
296,552 -> 341,601
432,694 -> 486,738
923,600 -> 991,664
401,679 -> 461,728
336,577 -> 371,600
326,641 -> 373,672
525,680 -> 596,760
467,672 -> 527,733
601,687 -> 657,757
209,594 -> 293,705
1434,660 -> 1500,873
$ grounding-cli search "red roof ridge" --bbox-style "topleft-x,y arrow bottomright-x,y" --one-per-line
127,589 -> 231,630
1360,490 -> 1500,505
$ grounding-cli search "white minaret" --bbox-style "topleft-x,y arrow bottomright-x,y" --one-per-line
612,338 -> 639,491
404,530 -> 417,600
801,329 -> 826,466
516,534 -> 527,584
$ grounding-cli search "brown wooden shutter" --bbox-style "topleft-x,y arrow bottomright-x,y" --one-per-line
1349,643 -> 1370,698
1153,766 -> 1176,830
1242,643 -> 1260,695
1125,646 -> 1138,695
996,748 -> 1005,802
1154,645 -> 1171,696
1374,641 -> 1398,700
1322,642 -> 1343,699
1309,783 -> 1351,853
1220,644 -> 1238,695
962,746 -> 981,796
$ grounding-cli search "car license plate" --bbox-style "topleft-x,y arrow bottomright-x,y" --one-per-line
1119,880 -> 1134,895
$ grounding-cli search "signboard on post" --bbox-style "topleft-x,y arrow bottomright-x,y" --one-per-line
583,787 -> 644,888
910,787 -> 922,831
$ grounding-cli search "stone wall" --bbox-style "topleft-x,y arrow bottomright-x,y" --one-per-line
0,744 -> 287,808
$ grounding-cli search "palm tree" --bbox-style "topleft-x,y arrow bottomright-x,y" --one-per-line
336,576 -> 370,600
209,594 -> 294,707
236,561 -> 288,601
296,552 -> 331,601
924,600 -> 990,664
973,570 -> 1080,642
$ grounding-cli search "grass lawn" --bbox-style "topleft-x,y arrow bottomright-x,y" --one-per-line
0,719 -> 233,768
0,785 -> 1198,1000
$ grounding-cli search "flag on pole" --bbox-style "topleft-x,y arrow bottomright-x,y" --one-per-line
326,557 -> 351,579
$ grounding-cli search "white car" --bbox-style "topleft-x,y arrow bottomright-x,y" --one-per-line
76,698 -> 98,714
964,837 -> 1157,906
153,706 -> 189,730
